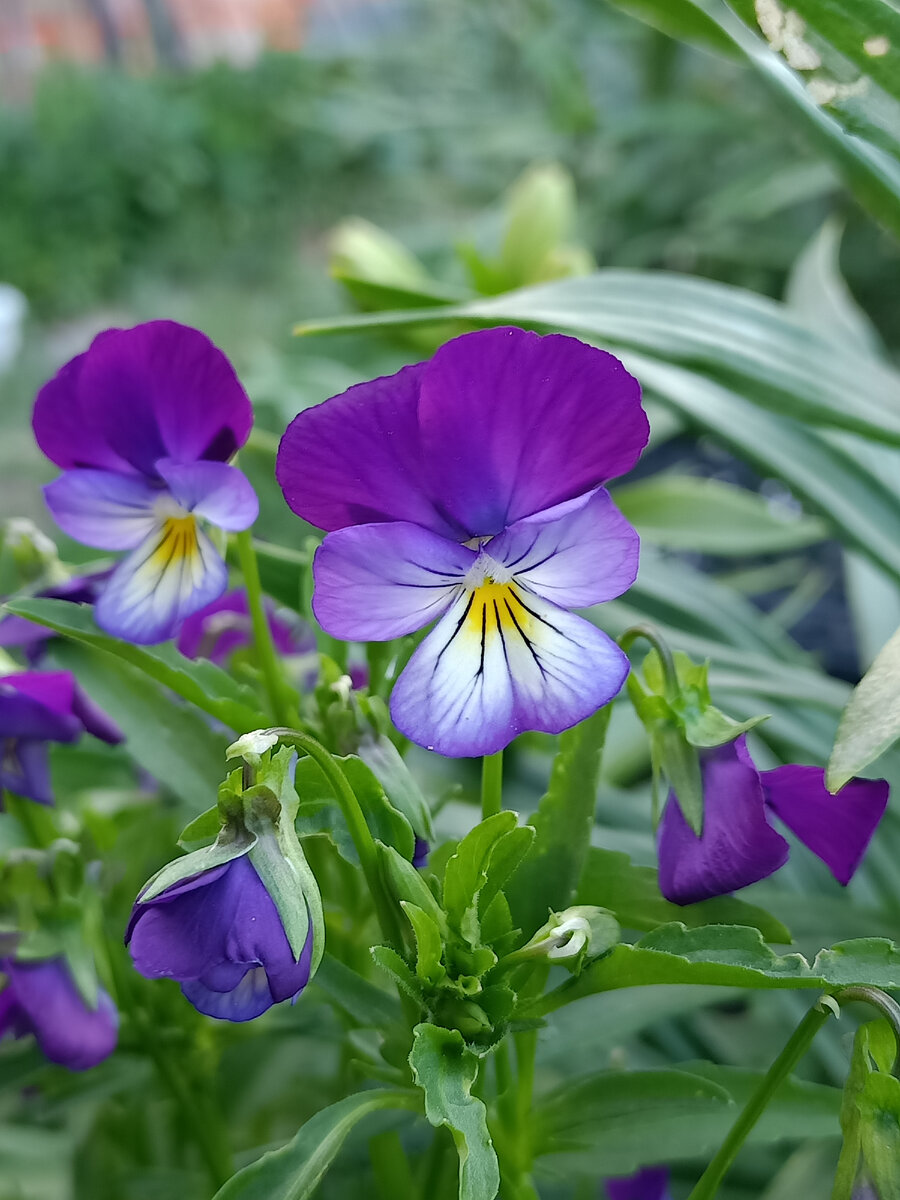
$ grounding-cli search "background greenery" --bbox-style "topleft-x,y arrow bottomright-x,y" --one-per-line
1,0 -> 899,1197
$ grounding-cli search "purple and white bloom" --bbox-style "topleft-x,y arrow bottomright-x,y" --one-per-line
606,1167 -> 672,1200
277,327 -> 648,757
126,855 -> 315,1022
657,737 -> 889,904
0,571 -> 108,660
0,956 -> 118,1070
0,670 -> 123,805
177,588 -> 314,665
33,322 -> 258,644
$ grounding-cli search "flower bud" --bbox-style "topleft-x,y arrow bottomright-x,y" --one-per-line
514,906 -> 620,972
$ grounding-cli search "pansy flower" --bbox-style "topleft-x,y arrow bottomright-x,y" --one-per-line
177,588 -> 314,665
33,322 -> 258,644
657,737 -> 888,904
277,327 -> 647,757
0,955 -> 118,1070
1,671 -> 123,805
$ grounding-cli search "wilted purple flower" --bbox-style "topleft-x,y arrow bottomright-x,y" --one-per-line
277,327 -> 647,757
0,571 -> 108,660
657,737 -> 888,904
0,956 -> 118,1070
606,1167 -> 672,1200
0,671 -> 123,805
126,855 -> 315,1022
177,588 -> 314,665
33,322 -> 258,644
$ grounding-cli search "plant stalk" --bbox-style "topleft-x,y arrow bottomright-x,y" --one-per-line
481,751 -> 504,820
234,528 -> 294,725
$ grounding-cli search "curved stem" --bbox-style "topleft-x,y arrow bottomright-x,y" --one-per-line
481,752 -> 504,820
618,623 -> 679,704
834,985 -> 900,1071
686,998 -> 832,1200
234,529 -> 293,725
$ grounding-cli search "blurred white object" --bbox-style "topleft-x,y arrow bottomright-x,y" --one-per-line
0,284 -> 26,375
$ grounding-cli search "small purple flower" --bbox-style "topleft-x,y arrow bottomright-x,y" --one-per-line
657,737 -> 888,904
0,572 -> 108,660
177,588 -> 314,665
277,327 -> 648,757
0,671 -> 123,805
126,855 -> 315,1022
0,956 -> 118,1070
606,1167 -> 672,1200
33,322 -> 258,644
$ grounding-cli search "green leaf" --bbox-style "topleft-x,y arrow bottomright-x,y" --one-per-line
602,0 -> 738,54
409,1024 -> 500,1200
857,1073 -> 900,1200
575,847 -> 792,943
786,0 -> 900,107
312,955 -> 402,1030
8,598 -> 270,732
443,812 -> 519,944
614,475 -> 827,555
294,755 -> 416,862
827,625 -> 900,790
531,925 -> 900,1015
402,902 -> 446,986
379,843 -> 447,929
371,945 -> 425,1003
50,640 -> 228,811
506,707 -> 611,938
212,1089 -> 420,1200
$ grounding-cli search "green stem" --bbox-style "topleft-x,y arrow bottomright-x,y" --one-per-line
834,985 -> 900,1071
481,751 -> 504,820
234,528 -> 293,725
618,622 -> 679,704
686,998 -> 832,1200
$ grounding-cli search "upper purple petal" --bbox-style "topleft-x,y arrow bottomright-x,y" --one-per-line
606,1167 -> 672,1200
33,322 -> 253,478
417,328 -> 648,536
0,672 -> 81,741
1,957 -> 118,1070
761,766 -> 888,886
312,521 -> 475,641
657,739 -> 790,904
276,362 -> 457,536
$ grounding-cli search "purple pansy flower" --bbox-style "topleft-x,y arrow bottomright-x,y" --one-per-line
0,671 -> 123,805
0,956 -> 118,1070
277,327 -> 648,757
177,588 -> 314,665
33,322 -> 258,644
657,737 -> 889,904
0,571 -> 108,660
126,855 -> 315,1022
606,1167 -> 672,1200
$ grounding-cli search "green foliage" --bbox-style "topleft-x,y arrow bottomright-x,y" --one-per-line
828,625 -> 900,790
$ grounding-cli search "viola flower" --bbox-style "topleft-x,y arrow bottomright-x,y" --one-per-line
33,322 -> 258,644
606,1167 -> 672,1200
126,854 -> 315,1022
0,571 -> 108,660
277,327 -> 647,757
0,956 -> 118,1070
657,737 -> 889,904
1,671 -> 123,805
177,588 -> 314,665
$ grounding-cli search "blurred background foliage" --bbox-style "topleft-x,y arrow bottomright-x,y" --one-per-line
2,1 -> 900,1198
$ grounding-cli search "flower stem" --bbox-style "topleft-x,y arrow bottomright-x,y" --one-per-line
481,751 -> 504,820
618,622 -> 679,704
686,998 -> 832,1200
234,528 -> 293,725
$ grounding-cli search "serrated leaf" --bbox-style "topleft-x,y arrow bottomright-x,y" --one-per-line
8,597 -> 270,732
212,1089 -> 420,1200
409,1023 -> 500,1200
443,812 -> 519,944
371,945 -> 424,1003
827,625 -> 900,790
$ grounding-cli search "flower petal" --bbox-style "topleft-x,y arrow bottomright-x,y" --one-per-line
71,684 -> 124,745
177,589 -> 313,663
0,740 -> 54,805
418,328 -> 648,536
3,957 -> 118,1070
95,517 -> 227,644
657,741 -> 789,904
761,766 -> 888,886
156,459 -> 258,532
0,673 -> 80,739
277,362 -> 460,536
390,582 -> 628,757
182,966 -> 274,1022
606,1168 -> 673,1200
127,864 -> 238,979
32,351 -> 134,473
312,521 -> 474,641
43,470 -> 161,550
487,487 -> 640,608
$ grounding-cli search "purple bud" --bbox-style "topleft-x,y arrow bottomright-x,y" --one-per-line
606,1167 -> 672,1200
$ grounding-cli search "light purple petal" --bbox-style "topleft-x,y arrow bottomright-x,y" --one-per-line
390,582 -> 628,757
312,522 -> 475,641
417,328 -> 648,536
156,459 -> 258,532
761,767 -> 888,886
43,470 -> 161,550
606,1167 -> 672,1200
657,740 -> 790,904
182,966 -> 274,1022
2,957 -> 118,1070
277,362 -> 459,536
95,518 -> 227,644
486,487 -> 640,608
